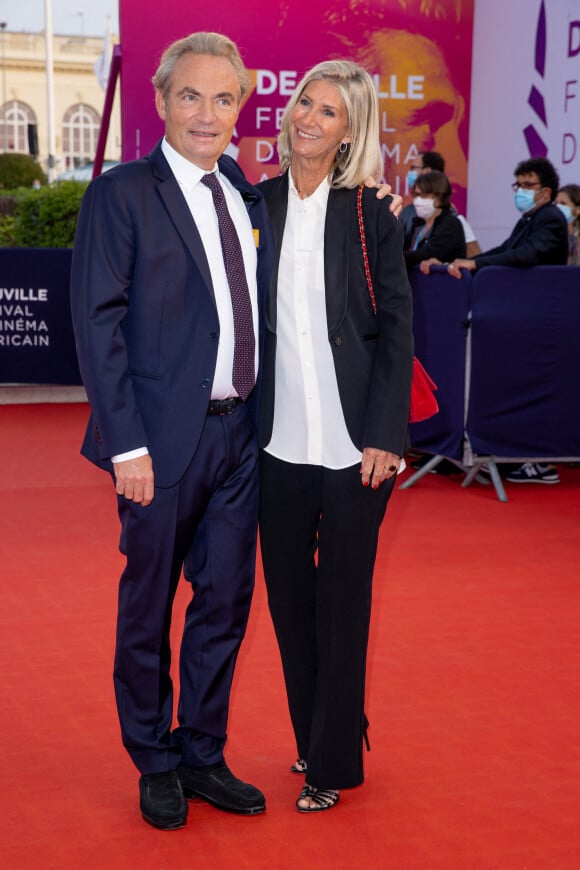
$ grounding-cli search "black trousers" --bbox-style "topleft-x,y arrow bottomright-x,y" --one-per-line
259,452 -> 394,789
113,403 -> 258,775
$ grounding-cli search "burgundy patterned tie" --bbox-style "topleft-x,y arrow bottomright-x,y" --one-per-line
201,172 -> 256,401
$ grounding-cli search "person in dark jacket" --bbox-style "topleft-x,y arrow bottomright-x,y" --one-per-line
70,31 -> 273,831
447,156 -> 568,486
400,151 -> 481,256
447,157 -> 568,278
257,60 -> 413,814
403,170 -> 466,268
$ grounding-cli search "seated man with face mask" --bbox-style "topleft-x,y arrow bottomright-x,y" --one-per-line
446,157 -> 568,278
444,157 -> 568,486
403,170 -> 466,269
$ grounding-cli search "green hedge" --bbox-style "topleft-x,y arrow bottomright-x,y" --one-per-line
0,181 -> 87,248
0,153 -> 47,190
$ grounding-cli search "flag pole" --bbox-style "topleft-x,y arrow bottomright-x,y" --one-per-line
44,0 -> 56,181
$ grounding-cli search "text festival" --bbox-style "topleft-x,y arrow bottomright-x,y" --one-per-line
564,20 -> 580,164
0,287 -> 49,347
252,71 -> 424,169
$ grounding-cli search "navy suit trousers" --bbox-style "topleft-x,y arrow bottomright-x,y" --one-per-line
113,402 -> 258,774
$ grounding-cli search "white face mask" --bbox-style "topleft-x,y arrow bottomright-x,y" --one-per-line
414,196 -> 437,220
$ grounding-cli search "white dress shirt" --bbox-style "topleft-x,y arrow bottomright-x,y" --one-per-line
112,138 -> 258,464
265,171 -> 361,469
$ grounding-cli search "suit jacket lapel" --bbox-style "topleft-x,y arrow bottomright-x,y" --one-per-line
324,187 -> 351,334
148,143 -> 215,301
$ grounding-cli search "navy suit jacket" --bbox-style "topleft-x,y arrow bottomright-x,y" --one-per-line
474,202 -> 568,269
70,142 -> 273,488
257,173 -> 414,459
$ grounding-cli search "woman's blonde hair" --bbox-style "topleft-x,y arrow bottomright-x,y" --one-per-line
152,32 -> 250,105
277,60 -> 383,188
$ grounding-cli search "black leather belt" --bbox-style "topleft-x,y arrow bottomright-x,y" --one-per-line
207,397 -> 243,416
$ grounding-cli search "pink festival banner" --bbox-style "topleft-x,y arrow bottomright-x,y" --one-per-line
119,0 -> 474,212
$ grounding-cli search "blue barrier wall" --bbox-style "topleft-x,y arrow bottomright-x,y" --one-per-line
0,249 -> 80,385
2,251 -> 579,462
407,264 -> 580,462
467,266 -> 580,458
408,265 -> 472,460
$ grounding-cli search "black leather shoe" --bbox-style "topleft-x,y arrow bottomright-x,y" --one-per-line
178,761 -> 265,815
139,770 -> 188,830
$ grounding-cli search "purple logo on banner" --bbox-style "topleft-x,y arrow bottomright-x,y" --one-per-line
524,0 -> 548,156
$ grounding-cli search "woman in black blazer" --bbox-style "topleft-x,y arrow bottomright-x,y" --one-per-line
403,169 -> 466,268
257,61 -> 413,812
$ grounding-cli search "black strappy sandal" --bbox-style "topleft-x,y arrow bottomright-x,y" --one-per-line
296,784 -> 340,813
290,758 -> 308,774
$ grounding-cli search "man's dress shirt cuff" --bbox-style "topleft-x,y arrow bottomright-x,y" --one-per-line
111,447 -> 149,463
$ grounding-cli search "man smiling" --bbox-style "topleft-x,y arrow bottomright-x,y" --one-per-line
154,52 -> 241,168
70,32 -> 273,830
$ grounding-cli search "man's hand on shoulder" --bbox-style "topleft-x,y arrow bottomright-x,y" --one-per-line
363,177 -> 403,216
114,454 -> 155,506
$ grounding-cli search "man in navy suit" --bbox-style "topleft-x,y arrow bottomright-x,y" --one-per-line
445,155 -> 568,486
447,156 -> 568,275
70,32 -> 272,830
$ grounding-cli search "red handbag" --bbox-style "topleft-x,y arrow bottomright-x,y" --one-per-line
356,185 -> 439,423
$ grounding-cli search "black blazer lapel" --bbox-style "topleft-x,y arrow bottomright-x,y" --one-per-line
263,174 -> 289,332
324,188 -> 351,334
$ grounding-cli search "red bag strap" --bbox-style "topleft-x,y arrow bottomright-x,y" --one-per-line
356,184 -> 377,316
356,184 -> 439,425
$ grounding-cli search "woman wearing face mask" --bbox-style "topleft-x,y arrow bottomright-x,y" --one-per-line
403,170 -> 466,269
555,184 -> 580,266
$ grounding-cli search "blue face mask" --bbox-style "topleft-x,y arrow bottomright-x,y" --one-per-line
514,187 -> 536,213
557,203 -> 574,223
407,170 -> 418,190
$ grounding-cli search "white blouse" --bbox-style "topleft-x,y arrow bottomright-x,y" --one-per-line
265,171 -> 361,469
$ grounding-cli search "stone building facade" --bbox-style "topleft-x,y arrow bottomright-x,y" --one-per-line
0,27 -> 121,178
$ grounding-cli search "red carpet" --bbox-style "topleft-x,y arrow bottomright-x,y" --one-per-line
1,403 -> 579,869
